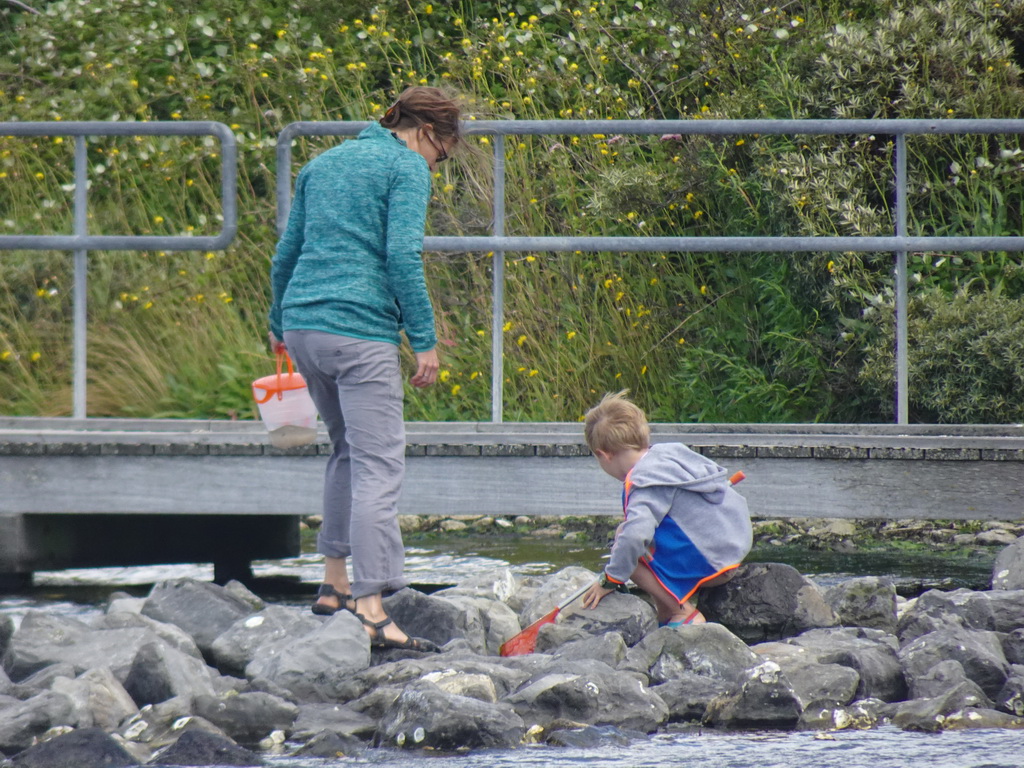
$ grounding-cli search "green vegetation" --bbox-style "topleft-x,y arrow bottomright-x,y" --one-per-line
2,0 -> 1023,422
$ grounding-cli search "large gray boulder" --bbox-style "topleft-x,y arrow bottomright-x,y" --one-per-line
141,578 -> 254,656
291,702 -> 377,741
150,729 -> 263,767
245,611 -> 370,702
504,662 -> 668,732
555,591 -> 657,648
899,627 -> 1010,699
753,642 -> 860,707
9,727 -> 136,768
703,661 -> 802,728
50,667 -> 139,730
622,624 -> 759,685
209,605 -> 320,677
95,610 -> 203,660
383,588 -> 487,652
908,659 -> 983,701
786,627 -> 907,703
993,536 -> 1024,590
434,594 -> 521,656
193,692 -> 298,745
378,680 -> 525,750
891,682 -> 995,732
701,563 -> 838,643
650,673 -> 732,722
123,641 -> 219,707
995,666 -> 1024,716
897,588 -> 1024,643
518,568 -> 595,626
2,612 -> 91,681
0,691 -> 76,754
825,577 -> 898,632
552,632 -> 628,668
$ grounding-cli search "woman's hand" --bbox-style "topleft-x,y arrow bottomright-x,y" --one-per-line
582,580 -> 614,610
411,347 -> 439,388
268,331 -> 286,354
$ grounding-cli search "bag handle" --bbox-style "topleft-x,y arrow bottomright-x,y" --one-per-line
253,350 -> 296,404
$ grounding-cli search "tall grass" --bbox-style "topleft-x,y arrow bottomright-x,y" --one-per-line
1,0 -> 1023,422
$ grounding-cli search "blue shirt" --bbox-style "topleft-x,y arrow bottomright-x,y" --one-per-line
269,122 -> 437,352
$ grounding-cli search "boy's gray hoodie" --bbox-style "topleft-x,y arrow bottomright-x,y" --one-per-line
605,442 -> 752,586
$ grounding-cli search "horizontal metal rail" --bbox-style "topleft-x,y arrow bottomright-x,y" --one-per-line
0,121 -> 237,251
277,118 -> 1024,425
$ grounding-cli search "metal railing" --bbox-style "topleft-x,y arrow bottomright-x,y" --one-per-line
277,118 -> 1024,425
0,122 -> 237,418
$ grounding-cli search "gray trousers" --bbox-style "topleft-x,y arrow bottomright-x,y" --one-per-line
283,330 -> 408,598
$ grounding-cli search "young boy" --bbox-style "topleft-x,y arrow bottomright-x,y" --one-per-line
581,391 -> 753,626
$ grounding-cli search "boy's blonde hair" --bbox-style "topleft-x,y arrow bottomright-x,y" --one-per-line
584,390 -> 650,454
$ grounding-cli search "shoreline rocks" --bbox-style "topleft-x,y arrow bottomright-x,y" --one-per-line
1,536 -> 1024,763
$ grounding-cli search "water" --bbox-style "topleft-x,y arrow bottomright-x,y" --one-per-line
1,538 -> 1011,767
257,727 -> 1024,768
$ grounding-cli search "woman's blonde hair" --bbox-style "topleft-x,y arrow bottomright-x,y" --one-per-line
584,390 -> 650,454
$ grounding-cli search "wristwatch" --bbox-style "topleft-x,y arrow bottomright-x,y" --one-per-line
599,573 -> 627,592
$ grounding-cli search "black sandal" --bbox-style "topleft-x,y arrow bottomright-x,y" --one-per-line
355,613 -> 440,653
311,583 -> 354,616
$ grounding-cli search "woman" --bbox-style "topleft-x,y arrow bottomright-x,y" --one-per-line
268,86 -> 460,651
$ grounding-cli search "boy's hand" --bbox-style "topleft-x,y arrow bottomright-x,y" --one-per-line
582,580 -> 615,609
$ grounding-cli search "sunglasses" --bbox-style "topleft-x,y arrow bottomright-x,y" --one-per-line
423,130 -> 449,164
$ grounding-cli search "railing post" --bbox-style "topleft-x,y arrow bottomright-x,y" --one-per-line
490,135 -> 505,423
72,136 -> 88,419
894,133 -> 909,425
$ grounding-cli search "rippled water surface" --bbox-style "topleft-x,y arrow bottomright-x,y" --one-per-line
258,727 -> 1023,768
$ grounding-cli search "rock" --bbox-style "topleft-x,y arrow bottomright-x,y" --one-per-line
50,667 -> 139,730
378,680 -> 525,750
977,530 -> 1020,547
703,661 -> 802,728
797,699 -> 883,731
10,663 -> 77,698
290,729 -> 366,758
434,569 -> 518,602
209,605 -> 320,677
123,641 -> 219,707
420,670 -> 498,702
505,663 -> 668,732
141,579 -> 254,656
0,665 -> 12,696
519,568 -> 595,625
106,596 -> 145,615
534,622 -> 591,652
753,642 -> 860,707
995,667 -> 1024,716
9,727 -> 136,768
193,692 -> 298,745
117,697 -> 226,750
899,628 -> 1010,699
0,615 -> 14,659
1,612 -> 91,681
222,581 -> 265,613
650,673 -> 731,722
897,588 -> 1024,643
150,729 -> 264,767
97,610 -> 204,660
545,724 -> 643,747
1004,629 -> 1024,665
435,594 -> 520,655
907,659 -> 981,701
623,624 -> 759,685
291,703 -> 377,740
383,588 -> 487,652
786,627 -> 907,703
701,563 -> 838,643
552,632 -> 628,668
825,577 -> 898,633
0,691 -> 75,754
942,707 -> 1024,730
556,591 -> 657,648
993,537 -> 1024,590
245,611 -> 370,702
891,681 -> 996,732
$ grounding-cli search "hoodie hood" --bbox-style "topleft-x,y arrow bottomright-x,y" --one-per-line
628,443 -> 729,501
